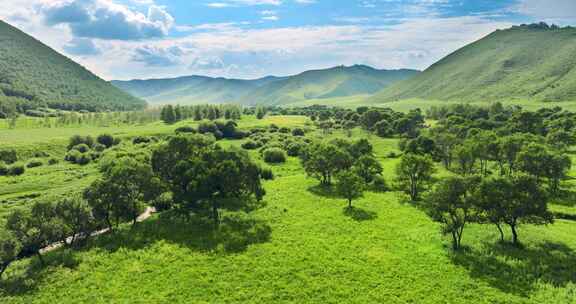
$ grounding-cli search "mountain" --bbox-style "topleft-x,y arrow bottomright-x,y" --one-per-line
112,65 -> 419,106
239,65 -> 419,106
0,21 -> 145,112
369,23 -> 576,103
112,75 -> 286,105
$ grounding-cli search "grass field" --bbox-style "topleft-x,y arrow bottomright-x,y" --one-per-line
1,116 -> 576,303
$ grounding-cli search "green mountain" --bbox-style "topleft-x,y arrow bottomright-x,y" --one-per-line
369,23 -> 576,104
0,21 -> 145,113
112,75 -> 286,105
113,65 -> 419,106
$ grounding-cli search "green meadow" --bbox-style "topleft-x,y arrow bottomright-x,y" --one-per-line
1,115 -> 575,303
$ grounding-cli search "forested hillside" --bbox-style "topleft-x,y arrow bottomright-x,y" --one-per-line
370,23 -> 576,103
0,21 -> 145,116
112,75 -> 285,105
240,65 -> 419,105
113,65 -> 418,106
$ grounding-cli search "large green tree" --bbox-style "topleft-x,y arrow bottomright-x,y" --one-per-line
396,153 -> 436,201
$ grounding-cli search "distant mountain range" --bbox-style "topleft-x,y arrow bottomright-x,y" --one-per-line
369,23 -> 576,103
0,21 -> 145,112
112,65 -> 419,106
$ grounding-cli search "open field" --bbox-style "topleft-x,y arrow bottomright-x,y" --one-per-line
1,116 -> 576,303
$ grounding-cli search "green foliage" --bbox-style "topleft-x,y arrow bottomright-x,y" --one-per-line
263,148 -> 287,164
0,149 -> 17,164
7,163 -> 25,176
96,134 -> 115,148
396,153 -> 436,201
26,159 -> 43,168
335,171 -> 365,208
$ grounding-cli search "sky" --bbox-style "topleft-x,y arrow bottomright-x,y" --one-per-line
1,0 -> 575,80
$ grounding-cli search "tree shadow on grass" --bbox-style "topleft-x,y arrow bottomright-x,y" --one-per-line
343,206 -> 378,222
0,212 -> 271,297
451,241 -> 576,297
90,212 -> 272,254
550,189 -> 576,207
307,184 -> 340,199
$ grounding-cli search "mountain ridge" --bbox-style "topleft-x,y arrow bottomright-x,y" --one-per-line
112,65 -> 419,105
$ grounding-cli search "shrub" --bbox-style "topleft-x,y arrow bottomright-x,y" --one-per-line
113,138 -> 122,146
0,149 -> 17,164
8,163 -> 25,176
263,148 -> 286,164
242,140 -> 261,150
133,136 -> 151,145
48,158 -> 59,165
386,151 -> 399,159
65,150 -> 82,163
371,176 -> 388,192
72,144 -> 90,153
0,163 -> 8,176
175,126 -> 196,134
76,154 -> 91,165
34,151 -> 49,158
97,134 -> 115,148
152,192 -> 173,212
279,127 -> 291,134
285,142 -> 303,157
292,128 -> 305,136
26,159 -> 43,168
260,167 -> 274,180
68,135 -> 94,150
93,143 -> 107,152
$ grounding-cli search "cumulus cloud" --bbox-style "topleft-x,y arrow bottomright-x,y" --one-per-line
132,45 -> 184,66
41,0 -> 174,40
63,37 -> 101,55
515,0 -> 576,20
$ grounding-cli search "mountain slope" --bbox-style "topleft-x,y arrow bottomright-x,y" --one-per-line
112,75 -> 285,105
113,65 -> 419,106
0,21 -> 145,112
240,65 -> 419,105
369,23 -> 576,103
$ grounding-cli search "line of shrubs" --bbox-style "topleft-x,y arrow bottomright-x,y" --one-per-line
65,134 -> 120,165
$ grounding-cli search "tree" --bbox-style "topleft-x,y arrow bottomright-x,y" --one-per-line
256,106 -> 266,119
474,175 -> 552,244
96,133 -> 115,148
360,109 -> 383,131
335,171 -> 365,208
353,155 -> 383,183
426,176 -> 479,250
300,142 -> 352,185
453,143 -> 477,176
396,153 -> 436,201
161,105 -> 176,124
54,195 -> 95,247
516,143 -> 571,194
0,231 -> 21,279
152,135 -> 265,227
5,202 -> 61,265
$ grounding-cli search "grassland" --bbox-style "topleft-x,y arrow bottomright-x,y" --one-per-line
1,116 -> 575,303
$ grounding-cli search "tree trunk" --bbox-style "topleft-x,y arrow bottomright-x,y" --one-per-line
212,202 -> 219,229
348,198 -> 352,209
451,231 -> 459,250
495,223 -> 504,242
510,223 -> 519,245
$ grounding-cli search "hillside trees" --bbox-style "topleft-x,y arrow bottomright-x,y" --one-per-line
396,153 -> 436,201
426,176 -> 480,250
152,134 -> 265,226
336,171 -> 365,208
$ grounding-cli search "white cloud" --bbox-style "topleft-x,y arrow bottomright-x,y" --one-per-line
515,0 -> 576,20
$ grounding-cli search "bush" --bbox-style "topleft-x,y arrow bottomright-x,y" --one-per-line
72,143 -> 90,153
285,142 -> 303,157
97,134 -> 115,148
260,167 -> 274,180
133,136 -> 152,145
371,176 -> 388,192
0,149 -> 18,164
65,150 -> 82,163
68,135 -> 94,150
292,128 -> 305,136
48,158 -> 59,165
0,163 -> 8,176
241,140 -> 260,150
152,192 -> 173,212
175,126 -> 196,134
93,143 -> 107,152
263,148 -> 286,164
77,154 -> 91,165
34,151 -> 49,158
386,151 -> 399,159
279,127 -> 291,134
8,163 -> 25,176
26,159 -> 43,168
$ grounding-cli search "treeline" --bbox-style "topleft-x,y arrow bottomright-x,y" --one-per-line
0,131 -> 269,278
396,103 -> 575,249
160,104 -> 242,124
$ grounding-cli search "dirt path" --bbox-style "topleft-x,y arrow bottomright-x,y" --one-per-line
40,207 -> 156,254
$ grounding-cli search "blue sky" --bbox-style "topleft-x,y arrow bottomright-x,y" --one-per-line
1,0 -> 575,80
